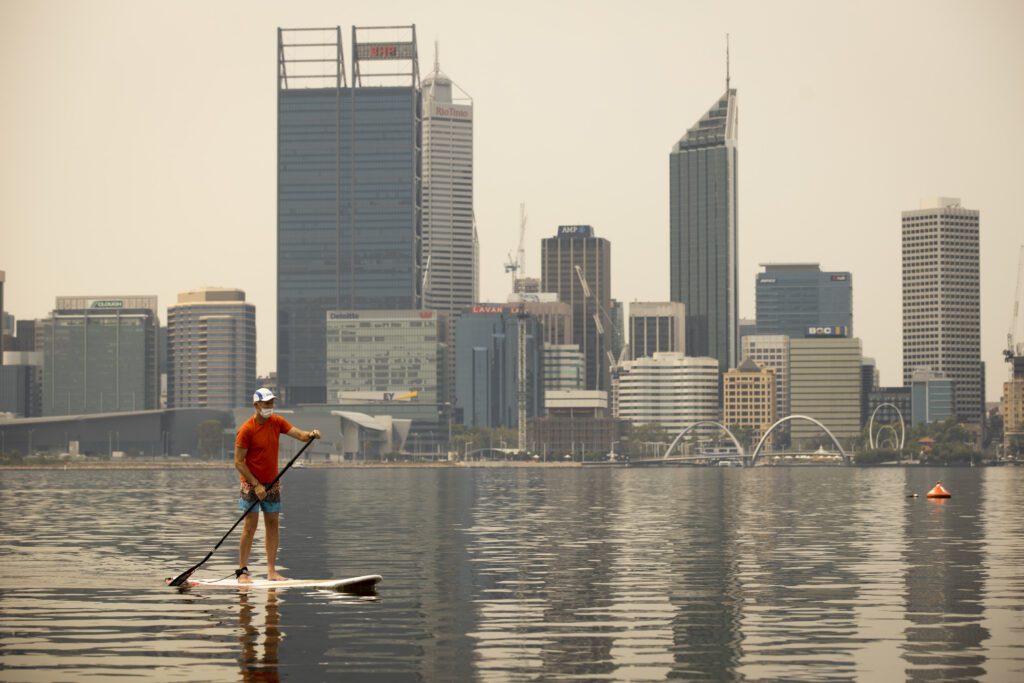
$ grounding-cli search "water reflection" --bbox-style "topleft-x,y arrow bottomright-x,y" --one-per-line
903,471 -> 989,681
1,467 -> 1024,681
238,588 -> 281,683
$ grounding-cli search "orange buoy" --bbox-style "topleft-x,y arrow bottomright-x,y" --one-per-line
926,481 -> 951,498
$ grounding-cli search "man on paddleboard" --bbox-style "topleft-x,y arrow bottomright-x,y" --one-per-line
234,387 -> 320,583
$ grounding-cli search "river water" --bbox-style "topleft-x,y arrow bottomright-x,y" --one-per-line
1,466 -> 1023,681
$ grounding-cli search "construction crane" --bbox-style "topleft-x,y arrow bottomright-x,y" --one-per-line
502,202 -> 529,453
504,203 -> 527,293
573,264 -> 623,388
1007,245 -> 1024,378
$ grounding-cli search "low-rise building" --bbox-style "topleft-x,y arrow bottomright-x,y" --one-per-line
722,358 -> 776,448
527,390 -> 623,460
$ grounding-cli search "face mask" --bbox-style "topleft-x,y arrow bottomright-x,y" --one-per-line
258,407 -> 274,418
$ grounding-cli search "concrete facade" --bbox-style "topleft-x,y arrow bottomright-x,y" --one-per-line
167,288 -> 256,410
629,301 -> 686,360
789,337 -> 863,444
901,197 -> 982,423
613,352 -> 719,434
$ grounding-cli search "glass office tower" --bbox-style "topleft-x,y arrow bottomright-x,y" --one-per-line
756,263 -> 853,338
277,26 -> 422,404
42,296 -> 159,416
669,88 -> 738,373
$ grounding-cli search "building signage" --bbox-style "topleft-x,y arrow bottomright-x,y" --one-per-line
557,225 -> 594,238
805,325 -> 850,338
328,312 -> 360,320
758,278 -> 777,285
90,300 -> 124,309
830,274 -> 849,282
418,311 -> 434,319
356,42 -> 414,61
433,104 -> 472,120
471,305 -> 507,315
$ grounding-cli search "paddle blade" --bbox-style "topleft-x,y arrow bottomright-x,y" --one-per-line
168,552 -> 212,587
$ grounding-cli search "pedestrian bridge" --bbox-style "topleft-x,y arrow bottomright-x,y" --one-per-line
629,416 -> 851,466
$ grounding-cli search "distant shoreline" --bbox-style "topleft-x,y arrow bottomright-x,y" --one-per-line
1,460 -> 1011,471
0,460 -> 584,470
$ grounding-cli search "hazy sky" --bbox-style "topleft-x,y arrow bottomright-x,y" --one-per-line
2,0 -> 1022,401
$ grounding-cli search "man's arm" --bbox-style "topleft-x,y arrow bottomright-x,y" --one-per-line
234,445 -> 267,500
287,427 -> 320,442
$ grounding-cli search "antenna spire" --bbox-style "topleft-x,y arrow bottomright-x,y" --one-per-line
726,33 -> 731,91
434,39 -> 440,74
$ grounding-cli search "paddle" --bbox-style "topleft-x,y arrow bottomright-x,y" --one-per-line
168,436 -> 317,587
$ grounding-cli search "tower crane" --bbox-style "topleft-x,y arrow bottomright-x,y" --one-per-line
1007,245 -> 1024,378
504,203 -> 527,293
503,203 -> 529,453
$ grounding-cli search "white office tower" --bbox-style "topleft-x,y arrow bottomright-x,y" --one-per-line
167,288 -> 256,409
742,335 -> 790,420
901,198 -> 982,423
613,352 -> 719,433
422,48 -> 477,313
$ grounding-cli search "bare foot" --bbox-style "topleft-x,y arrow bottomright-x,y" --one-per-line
268,571 -> 288,581
238,573 -> 253,584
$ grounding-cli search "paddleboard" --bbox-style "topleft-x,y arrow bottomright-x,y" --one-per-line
168,574 -> 382,591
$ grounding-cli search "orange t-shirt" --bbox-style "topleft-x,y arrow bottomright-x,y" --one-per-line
235,414 -> 294,484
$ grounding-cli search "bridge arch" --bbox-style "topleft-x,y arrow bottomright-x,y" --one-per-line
868,402 -> 906,450
875,424 -> 900,449
663,421 -> 745,459
750,415 -> 849,466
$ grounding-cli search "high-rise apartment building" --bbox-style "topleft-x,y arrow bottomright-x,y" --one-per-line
669,88 -> 738,372
756,264 -> 853,338
42,296 -> 159,415
541,226 -> 611,392
277,26 -> 422,404
422,51 -> 477,314
325,310 -> 445,407
742,335 -> 790,422
722,358 -> 776,448
167,288 -> 256,410
901,197 -> 981,423
629,302 -> 686,360
789,336 -> 863,445
613,352 -> 719,434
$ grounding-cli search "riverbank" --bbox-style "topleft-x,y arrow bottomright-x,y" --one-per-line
1,460 -> 584,470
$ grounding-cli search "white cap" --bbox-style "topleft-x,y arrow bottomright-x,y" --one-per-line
253,387 -> 276,403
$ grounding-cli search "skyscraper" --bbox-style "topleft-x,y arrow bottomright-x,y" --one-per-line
756,263 -> 852,338
669,87 -> 738,372
901,197 -> 982,423
167,288 -> 256,410
277,26 -> 422,404
422,48 -> 477,314
541,226 -> 612,391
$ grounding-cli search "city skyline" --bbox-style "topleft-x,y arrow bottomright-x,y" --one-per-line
2,1 -> 1022,402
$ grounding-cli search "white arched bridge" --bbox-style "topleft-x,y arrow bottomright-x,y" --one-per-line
630,415 -> 850,467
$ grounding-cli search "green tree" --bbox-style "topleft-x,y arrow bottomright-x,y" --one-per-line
196,420 -> 226,459
622,422 -> 671,457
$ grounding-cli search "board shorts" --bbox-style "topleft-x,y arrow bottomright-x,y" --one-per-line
239,480 -> 282,513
